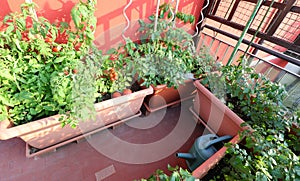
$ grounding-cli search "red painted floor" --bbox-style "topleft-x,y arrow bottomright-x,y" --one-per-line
0,101 -> 204,181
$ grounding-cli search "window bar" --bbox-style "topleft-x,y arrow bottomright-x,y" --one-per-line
253,59 -> 263,69
220,44 -> 230,63
275,71 -> 287,83
199,33 -> 207,49
285,80 -> 299,99
208,36 -> 215,50
214,40 -> 222,57
264,66 -> 274,77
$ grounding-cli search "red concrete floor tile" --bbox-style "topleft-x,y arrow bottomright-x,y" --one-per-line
0,101 -> 205,181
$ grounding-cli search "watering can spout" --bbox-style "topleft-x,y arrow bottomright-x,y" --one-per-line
176,153 -> 196,160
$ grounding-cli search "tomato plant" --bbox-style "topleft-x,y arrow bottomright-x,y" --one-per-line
0,0 -> 135,128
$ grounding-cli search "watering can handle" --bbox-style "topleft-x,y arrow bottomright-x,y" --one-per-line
206,135 -> 233,148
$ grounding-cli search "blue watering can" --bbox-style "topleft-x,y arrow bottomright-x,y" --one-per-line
176,134 -> 232,171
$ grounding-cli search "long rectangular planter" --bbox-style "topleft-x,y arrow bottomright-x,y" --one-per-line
191,80 -> 247,179
0,87 -> 153,149
143,79 -> 196,112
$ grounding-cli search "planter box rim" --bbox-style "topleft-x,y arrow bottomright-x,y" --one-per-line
0,86 -> 153,140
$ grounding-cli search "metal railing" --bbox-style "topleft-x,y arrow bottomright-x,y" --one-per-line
197,25 -> 300,110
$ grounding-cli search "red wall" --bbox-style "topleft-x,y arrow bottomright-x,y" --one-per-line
0,0 -> 204,51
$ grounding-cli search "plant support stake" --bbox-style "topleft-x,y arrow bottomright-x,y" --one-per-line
154,0 -> 161,32
122,0 -> 132,41
192,0 -> 210,38
226,0 -> 264,66
173,0 -> 180,27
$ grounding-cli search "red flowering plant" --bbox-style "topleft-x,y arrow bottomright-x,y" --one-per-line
0,1 -> 132,128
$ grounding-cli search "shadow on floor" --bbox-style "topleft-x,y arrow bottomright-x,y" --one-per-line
0,100 -> 205,181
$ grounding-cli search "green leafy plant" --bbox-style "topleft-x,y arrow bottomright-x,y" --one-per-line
0,0 -> 132,127
190,46 -> 221,79
136,164 -> 195,181
132,3 -> 197,88
201,62 -> 300,180
205,64 -> 291,130
223,127 -> 300,181
0,2 -> 88,125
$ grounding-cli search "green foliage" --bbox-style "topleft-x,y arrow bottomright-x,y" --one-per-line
224,127 -> 300,181
203,63 -> 300,180
206,64 -> 291,130
189,46 -> 221,79
133,4 -> 196,88
0,0 -> 132,127
136,164 -> 195,181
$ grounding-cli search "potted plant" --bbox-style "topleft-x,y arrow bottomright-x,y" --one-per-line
190,62 -> 300,179
132,3 -> 210,113
0,1 -> 153,153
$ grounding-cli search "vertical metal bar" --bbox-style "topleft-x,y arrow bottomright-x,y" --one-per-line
200,33 -> 207,48
264,66 -> 274,77
212,0 -> 222,15
253,59 -> 262,69
243,0 -> 276,62
209,36 -> 215,49
220,44 -> 230,63
264,0 -> 296,36
227,0 -> 241,21
275,71 -> 287,83
214,40 -> 222,56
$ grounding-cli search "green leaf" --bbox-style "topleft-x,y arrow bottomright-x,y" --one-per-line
5,25 -> 15,34
43,105 -> 55,111
29,108 -> 38,115
149,15 -> 155,21
71,8 -> 80,28
0,95 -> 14,107
168,11 -> 172,19
0,69 -> 14,80
189,16 -> 195,23
16,18 -> 26,30
54,56 -> 65,63
14,39 -> 23,51
183,16 -> 189,23
16,29 -> 22,39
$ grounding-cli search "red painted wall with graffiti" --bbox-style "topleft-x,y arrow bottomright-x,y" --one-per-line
0,0 -> 204,51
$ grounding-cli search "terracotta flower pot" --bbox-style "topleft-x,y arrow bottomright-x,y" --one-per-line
0,87 -> 153,150
190,80 -> 247,179
143,79 -> 196,112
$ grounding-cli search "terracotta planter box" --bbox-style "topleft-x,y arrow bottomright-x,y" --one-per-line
190,80 -> 247,179
143,79 -> 196,112
0,87 -> 153,149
